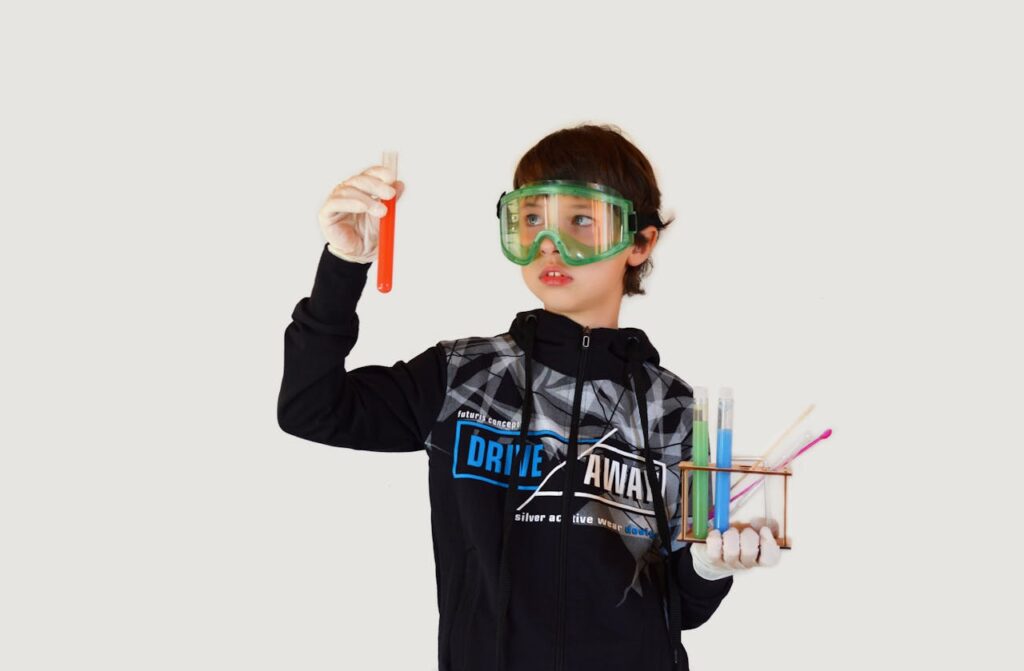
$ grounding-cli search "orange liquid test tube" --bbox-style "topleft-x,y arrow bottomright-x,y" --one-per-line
377,150 -> 398,293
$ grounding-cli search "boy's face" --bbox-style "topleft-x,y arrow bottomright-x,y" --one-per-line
520,226 -> 660,324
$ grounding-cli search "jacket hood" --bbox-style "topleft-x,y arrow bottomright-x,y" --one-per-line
508,307 -> 660,380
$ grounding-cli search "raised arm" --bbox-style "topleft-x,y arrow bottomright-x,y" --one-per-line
277,242 -> 447,452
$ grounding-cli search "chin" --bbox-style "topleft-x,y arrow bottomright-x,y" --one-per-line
538,285 -> 592,312
528,281 -> 570,306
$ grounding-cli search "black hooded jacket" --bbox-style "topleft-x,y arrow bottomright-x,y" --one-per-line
277,243 -> 734,671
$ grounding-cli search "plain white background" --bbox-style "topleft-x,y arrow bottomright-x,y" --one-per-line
2,1 -> 1020,669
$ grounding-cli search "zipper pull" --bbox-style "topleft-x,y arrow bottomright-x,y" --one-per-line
581,326 -> 591,349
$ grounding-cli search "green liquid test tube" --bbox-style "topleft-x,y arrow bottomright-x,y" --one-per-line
692,387 -> 710,539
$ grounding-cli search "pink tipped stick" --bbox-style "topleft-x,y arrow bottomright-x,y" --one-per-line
729,428 -> 834,505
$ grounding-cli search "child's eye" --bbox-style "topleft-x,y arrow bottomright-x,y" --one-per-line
572,215 -> 594,227
526,214 -> 543,226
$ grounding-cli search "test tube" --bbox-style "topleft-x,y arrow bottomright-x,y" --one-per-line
713,387 -> 733,533
691,387 -> 710,539
377,150 -> 398,293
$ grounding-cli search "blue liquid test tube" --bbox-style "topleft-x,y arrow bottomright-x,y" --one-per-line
714,387 -> 733,532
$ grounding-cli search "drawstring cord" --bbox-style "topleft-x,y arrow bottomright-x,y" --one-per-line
625,336 -> 687,671
495,313 -> 537,671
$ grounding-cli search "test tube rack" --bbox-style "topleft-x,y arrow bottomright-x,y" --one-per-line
677,460 -> 793,549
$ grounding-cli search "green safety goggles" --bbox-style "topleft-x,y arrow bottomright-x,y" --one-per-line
495,180 -> 664,266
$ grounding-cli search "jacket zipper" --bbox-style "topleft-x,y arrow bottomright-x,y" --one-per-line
554,326 -> 590,671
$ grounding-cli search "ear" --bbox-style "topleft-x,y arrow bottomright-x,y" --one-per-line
626,226 -> 659,268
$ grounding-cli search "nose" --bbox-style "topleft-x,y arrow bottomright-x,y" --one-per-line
538,236 -> 559,257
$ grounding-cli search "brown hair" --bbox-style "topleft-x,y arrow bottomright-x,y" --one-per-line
513,123 -> 674,296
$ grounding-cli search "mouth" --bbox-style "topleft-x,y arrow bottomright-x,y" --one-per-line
539,265 -> 573,286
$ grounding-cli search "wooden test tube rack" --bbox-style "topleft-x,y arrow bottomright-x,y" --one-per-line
678,461 -> 793,549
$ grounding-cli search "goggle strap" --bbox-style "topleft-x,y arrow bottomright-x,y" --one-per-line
496,192 -> 506,219
634,211 -> 665,230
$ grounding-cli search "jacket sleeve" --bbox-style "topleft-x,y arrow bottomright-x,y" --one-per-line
673,545 -> 734,630
277,243 -> 448,452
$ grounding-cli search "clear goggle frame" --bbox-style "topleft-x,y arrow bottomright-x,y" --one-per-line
496,180 -> 642,266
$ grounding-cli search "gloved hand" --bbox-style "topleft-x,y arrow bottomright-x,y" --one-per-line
318,164 -> 405,263
690,520 -> 782,581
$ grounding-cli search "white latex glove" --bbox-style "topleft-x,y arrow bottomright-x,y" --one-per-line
318,164 -> 405,264
690,521 -> 782,581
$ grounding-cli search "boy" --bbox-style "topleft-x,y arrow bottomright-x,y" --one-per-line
278,124 -> 779,671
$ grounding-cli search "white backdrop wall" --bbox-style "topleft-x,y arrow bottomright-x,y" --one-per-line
2,1 -> 1019,669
